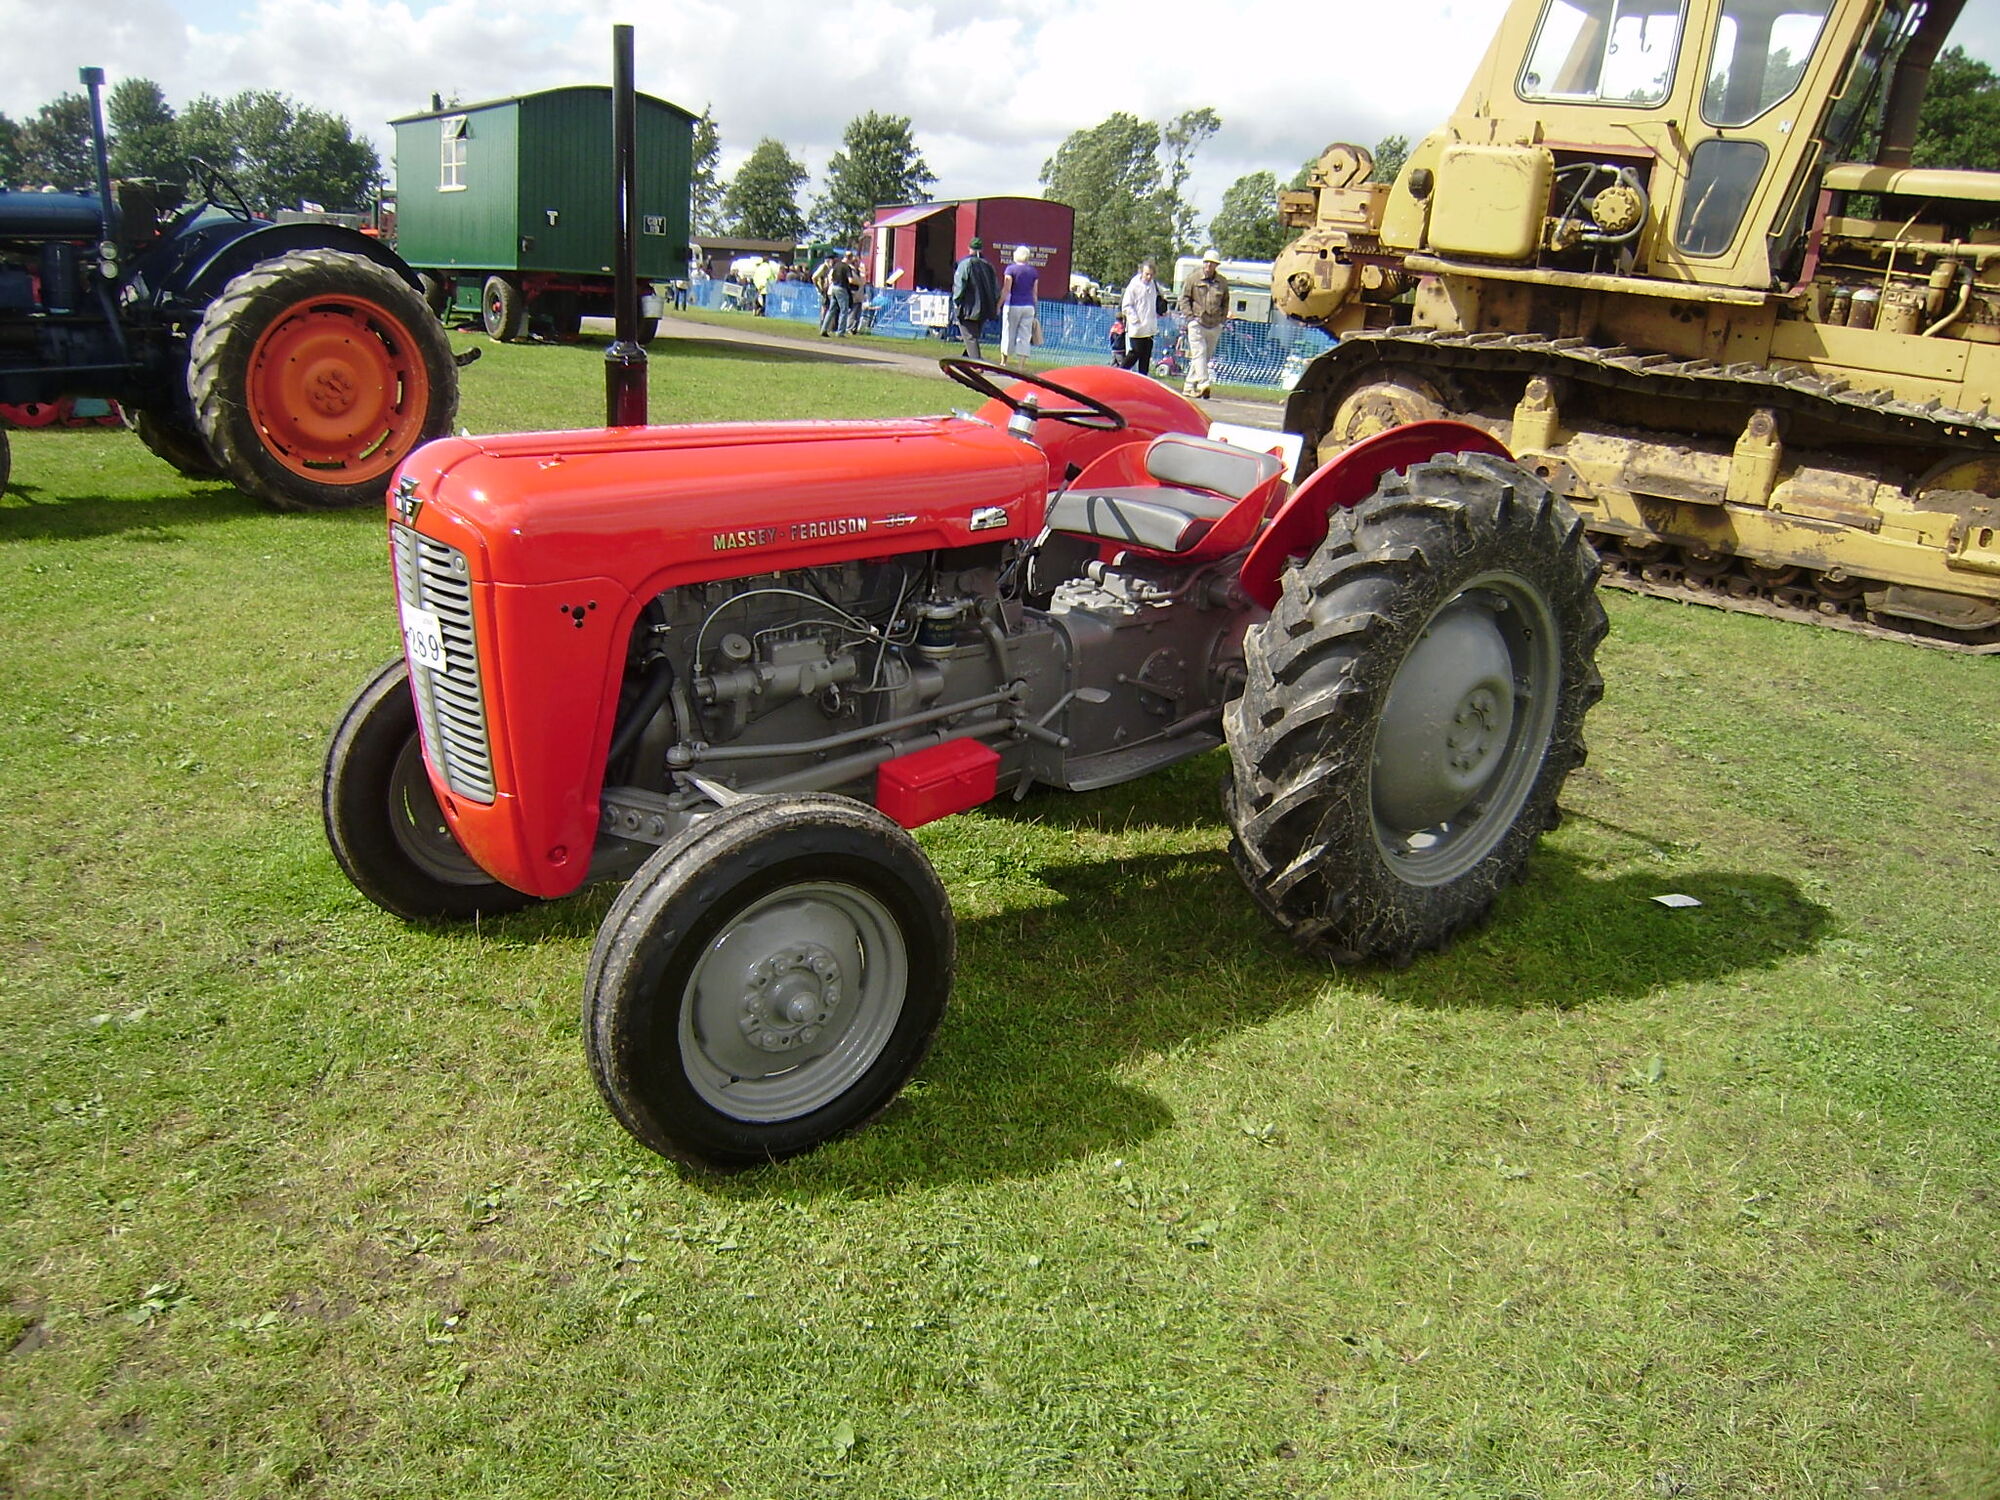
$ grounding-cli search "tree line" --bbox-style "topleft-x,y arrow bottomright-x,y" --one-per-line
9,49 -> 1990,261
0,78 -> 382,213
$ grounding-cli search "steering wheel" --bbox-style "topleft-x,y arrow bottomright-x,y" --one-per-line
184,157 -> 256,221
940,358 -> 1126,432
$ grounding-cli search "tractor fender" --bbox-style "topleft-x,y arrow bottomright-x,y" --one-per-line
1237,419 -> 1511,610
160,219 -> 421,305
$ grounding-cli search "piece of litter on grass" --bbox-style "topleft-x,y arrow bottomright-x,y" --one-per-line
1652,893 -> 1703,909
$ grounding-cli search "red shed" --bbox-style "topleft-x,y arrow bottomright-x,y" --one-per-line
866,196 -> 1074,301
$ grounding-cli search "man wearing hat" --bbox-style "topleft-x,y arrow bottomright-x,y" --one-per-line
952,237 -> 1001,361
1179,250 -> 1231,399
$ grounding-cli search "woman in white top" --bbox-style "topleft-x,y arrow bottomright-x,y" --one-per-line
1118,262 -> 1160,376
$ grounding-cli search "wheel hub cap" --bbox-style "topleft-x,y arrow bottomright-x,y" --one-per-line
740,944 -> 843,1052
1372,603 -> 1516,833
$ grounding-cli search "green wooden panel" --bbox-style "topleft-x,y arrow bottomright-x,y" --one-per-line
394,104 -> 522,271
514,90 -> 693,279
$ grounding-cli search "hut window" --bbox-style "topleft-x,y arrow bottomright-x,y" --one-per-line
440,116 -> 469,191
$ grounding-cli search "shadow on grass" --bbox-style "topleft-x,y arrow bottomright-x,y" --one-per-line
672,838 -> 1835,1196
0,477 -> 266,542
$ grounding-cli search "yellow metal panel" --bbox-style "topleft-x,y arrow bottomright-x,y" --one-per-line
1427,143 -> 1552,261
1768,320 -> 1970,384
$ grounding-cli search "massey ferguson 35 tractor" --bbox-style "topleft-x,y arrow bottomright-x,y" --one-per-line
0,67 -> 457,510
324,360 -> 1607,1168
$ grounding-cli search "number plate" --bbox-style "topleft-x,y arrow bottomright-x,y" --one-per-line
400,603 -> 447,672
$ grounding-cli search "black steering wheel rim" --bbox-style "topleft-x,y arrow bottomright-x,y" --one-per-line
939,358 -> 1127,432
184,157 -> 256,222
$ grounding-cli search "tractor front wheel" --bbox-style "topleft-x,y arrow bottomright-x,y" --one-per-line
189,249 -> 457,511
323,658 -> 539,923
585,795 -> 954,1170
1223,451 -> 1606,965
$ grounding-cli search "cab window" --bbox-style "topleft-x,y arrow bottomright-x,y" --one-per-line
1701,0 -> 1835,126
1675,138 -> 1769,254
1519,0 -> 1687,108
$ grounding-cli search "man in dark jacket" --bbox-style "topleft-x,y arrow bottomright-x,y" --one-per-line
951,238 -> 1001,360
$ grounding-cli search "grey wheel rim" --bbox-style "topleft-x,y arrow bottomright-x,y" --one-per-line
679,881 -> 909,1122
1369,570 -> 1560,885
387,735 -> 492,887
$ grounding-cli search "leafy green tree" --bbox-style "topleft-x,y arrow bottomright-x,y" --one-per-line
18,93 -> 95,191
690,107 -> 725,236
0,114 -> 22,188
723,138 -> 808,240
1912,46 -> 2000,171
108,78 -> 180,183
1041,112 -> 1174,286
812,112 -> 935,247
1162,107 -> 1221,254
1209,170 -> 1286,261
1371,133 -> 1410,186
178,91 -> 380,211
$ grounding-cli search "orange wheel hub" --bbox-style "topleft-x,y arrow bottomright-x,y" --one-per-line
245,294 -> 430,481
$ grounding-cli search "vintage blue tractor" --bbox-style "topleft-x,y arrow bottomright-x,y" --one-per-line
0,67 -> 458,509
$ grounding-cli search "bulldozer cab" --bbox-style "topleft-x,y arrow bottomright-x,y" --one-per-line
1388,0 -> 1936,290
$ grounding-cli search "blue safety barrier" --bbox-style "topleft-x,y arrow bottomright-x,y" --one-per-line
683,277 -> 1336,391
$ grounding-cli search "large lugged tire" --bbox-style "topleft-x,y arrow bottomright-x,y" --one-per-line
1222,452 -> 1606,965
585,795 -> 954,1171
189,249 -> 457,511
323,658 -> 539,922
129,407 -> 222,478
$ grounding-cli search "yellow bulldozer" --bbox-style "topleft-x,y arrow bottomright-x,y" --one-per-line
1275,0 -> 2000,648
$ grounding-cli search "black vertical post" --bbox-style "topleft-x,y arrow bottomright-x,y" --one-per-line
80,67 -> 118,240
605,23 -> 648,426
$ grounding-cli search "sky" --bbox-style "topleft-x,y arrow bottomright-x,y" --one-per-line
4,0 -> 1998,231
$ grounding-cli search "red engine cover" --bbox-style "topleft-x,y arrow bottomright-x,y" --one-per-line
395,415 -> 1051,897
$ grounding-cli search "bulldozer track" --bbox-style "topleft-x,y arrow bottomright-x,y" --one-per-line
1295,329 -> 2000,653
1317,328 -> 2000,449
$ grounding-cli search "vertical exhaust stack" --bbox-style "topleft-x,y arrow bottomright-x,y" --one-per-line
604,23 -> 648,426
81,67 -> 118,240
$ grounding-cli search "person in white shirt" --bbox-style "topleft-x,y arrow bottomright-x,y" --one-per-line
1118,261 -> 1161,376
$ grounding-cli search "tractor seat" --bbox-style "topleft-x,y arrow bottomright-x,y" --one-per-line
1047,432 -> 1285,555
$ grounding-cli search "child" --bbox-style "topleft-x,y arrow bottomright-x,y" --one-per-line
1108,315 -> 1127,364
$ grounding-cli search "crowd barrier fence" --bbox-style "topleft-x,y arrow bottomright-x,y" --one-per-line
684,278 -> 1336,391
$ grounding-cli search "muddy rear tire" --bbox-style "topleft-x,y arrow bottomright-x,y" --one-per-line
1222,451 -> 1606,965
189,249 -> 457,511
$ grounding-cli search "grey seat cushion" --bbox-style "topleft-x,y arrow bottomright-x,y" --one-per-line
1044,433 -> 1283,553
1044,486 -> 1236,553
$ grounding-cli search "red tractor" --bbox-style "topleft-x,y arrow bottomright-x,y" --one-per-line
324,360 -> 1607,1169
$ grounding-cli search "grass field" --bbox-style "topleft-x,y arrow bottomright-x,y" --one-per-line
2,331 -> 1996,1497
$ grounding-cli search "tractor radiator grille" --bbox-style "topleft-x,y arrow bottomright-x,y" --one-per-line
392,525 -> 495,803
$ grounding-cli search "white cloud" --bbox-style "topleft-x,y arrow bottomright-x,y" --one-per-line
4,0 -> 1996,226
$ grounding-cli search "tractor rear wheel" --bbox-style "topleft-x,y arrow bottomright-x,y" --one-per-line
1222,451 -> 1605,965
0,429 -> 9,494
482,276 -> 524,341
323,658 -> 540,923
585,795 -> 954,1170
189,249 -> 457,511
129,407 -> 221,479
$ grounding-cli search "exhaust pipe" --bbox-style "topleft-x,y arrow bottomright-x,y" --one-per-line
604,23 -> 648,426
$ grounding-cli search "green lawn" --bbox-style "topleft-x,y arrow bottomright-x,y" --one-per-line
2,333 -> 1995,1497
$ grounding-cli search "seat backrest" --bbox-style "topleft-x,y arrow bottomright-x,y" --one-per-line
1143,432 -> 1284,500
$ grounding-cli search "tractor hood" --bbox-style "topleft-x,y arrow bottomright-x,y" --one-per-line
391,415 -> 1049,595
